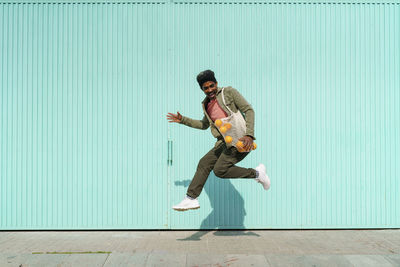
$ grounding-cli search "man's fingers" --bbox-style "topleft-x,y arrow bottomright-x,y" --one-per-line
244,142 -> 251,151
167,116 -> 180,122
166,112 -> 182,124
167,113 -> 176,117
167,113 -> 178,119
243,139 -> 253,151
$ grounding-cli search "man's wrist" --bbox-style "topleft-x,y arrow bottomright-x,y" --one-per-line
245,135 -> 255,140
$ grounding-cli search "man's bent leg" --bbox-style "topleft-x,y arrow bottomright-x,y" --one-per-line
187,143 -> 224,198
213,146 -> 257,178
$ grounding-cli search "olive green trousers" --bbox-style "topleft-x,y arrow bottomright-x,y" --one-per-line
186,142 -> 257,198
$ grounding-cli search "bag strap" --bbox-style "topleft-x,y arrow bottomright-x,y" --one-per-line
221,87 -> 234,115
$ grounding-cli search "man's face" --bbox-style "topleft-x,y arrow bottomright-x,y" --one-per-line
202,81 -> 218,99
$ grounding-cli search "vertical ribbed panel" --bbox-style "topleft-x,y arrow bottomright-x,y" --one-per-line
168,3 -> 400,229
1,2 -> 399,230
0,3 -> 170,229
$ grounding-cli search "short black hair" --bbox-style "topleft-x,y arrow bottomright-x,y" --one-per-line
196,70 -> 217,89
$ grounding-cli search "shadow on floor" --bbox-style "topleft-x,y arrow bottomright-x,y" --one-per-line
175,173 -> 259,241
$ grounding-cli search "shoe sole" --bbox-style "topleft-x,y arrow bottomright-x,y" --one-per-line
257,172 -> 270,191
173,206 -> 200,211
263,175 -> 271,190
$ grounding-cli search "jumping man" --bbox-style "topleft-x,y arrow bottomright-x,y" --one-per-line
166,70 -> 270,211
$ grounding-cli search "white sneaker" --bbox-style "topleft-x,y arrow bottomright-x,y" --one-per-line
172,196 -> 200,211
255,163 -> 270,190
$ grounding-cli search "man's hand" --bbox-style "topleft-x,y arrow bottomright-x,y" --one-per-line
167,111 -> 183,123
239,136 -> 254,151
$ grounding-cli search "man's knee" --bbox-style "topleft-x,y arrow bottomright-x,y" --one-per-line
213,165 -> 228,178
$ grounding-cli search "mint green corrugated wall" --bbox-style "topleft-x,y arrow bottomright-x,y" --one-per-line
1,1 -> 399,230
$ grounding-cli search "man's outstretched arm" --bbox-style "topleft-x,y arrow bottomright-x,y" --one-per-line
167,112 -> 210,130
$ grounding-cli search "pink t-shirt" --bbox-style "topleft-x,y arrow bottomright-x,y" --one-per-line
206,98 -> 228,122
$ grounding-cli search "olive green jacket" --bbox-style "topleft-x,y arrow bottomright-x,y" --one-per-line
180,86 -> 255,147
